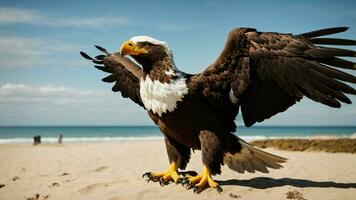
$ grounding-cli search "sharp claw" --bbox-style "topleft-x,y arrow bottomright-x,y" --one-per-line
194,186 -> 204,194
159,178 -> 165,186
176,178 -> 182,184
181,177 -> 194,188
142,172 -> 150,178
186,182 -> 195,190
159,178 -> 171,186
216,185 -> 223,193
143,172 -> 159,183
181,179 -> 188,187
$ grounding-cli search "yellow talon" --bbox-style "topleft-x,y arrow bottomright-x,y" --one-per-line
143,162 -> 180,184
184,166 -> 222,193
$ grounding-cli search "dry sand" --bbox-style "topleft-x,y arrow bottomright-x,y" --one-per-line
1,140 -> 356,200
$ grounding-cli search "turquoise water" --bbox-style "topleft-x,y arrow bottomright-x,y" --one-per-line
0,126 -> 355,143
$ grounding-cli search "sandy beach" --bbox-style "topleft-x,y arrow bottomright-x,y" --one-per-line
1,140 -> 356,200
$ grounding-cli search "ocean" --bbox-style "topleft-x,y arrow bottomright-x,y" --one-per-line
0,126 -> 355,144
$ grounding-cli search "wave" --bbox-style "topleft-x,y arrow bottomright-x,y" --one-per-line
350,133 -> 356,139
1,134 -> 354,144
0,136 -> 164,144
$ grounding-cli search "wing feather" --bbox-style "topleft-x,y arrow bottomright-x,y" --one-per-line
81,47 -> 144,108
192,27 -> 356,127
297,27 -> 349,38
309,38 -> 356,46
240,28 -> 356,126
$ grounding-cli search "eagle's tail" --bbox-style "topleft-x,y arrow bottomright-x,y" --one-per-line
224,137 -> 287,174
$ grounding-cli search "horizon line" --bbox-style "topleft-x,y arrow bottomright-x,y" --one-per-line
0,125 -> 355,127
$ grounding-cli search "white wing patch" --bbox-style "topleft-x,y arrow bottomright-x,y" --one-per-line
229,89 -> 239,104
140,76 -> 189,116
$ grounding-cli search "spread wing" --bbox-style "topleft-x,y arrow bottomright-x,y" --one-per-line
192,27 -> 356,127
80,46 -> 145,108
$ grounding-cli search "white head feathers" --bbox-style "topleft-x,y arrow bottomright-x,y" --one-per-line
129,35 -> 174,61
130,36 -> 166,46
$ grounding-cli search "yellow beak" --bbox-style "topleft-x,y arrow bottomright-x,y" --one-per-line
120,40 -> 148,56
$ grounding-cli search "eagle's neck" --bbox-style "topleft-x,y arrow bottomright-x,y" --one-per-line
139,57 -> 189,116
146,56 -> 180,83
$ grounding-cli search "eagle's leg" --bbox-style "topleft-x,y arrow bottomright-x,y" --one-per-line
182,130 -> 223,193
143,134 -> 191,185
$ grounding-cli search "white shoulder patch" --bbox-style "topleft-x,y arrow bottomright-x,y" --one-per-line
165,68 -> 176,76
139,76 -> 189,116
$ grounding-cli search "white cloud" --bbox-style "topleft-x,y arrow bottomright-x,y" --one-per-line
0,7 -> 130,28
0,83 -> 149,125
38,16 -> 130,28
0,7 -> 189,31
0,36 -> 42,68
0,35 -> 83,68
0,7 -> 40,24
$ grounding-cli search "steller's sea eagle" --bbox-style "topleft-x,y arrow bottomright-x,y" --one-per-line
81,27 -> 356,193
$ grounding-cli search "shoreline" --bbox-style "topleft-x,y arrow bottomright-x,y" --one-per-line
1,134 -> 355,144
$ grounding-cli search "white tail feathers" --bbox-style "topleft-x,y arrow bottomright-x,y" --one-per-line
224,140 -> 287,174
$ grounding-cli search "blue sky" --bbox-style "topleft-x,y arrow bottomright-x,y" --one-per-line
0,0 -> 355,126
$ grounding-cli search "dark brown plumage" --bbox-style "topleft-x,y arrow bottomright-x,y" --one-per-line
81,27 -> 356,193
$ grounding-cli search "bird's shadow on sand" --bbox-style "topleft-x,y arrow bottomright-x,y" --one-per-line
218,177 -> 356,189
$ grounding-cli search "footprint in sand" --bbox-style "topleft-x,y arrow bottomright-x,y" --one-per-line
136,188 -> 162,200
62,177 -> 78,183
78,181 -> 116,194
25,194 -> 49,200
93,166 -> 108,172
229,192 -> 241,198
286,190 -> 306,200
49,182 -> 60,187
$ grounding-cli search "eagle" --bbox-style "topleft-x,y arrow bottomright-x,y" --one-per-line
81,27 -> 356,193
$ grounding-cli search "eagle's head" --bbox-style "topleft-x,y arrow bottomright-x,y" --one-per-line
120,36 -> 173,71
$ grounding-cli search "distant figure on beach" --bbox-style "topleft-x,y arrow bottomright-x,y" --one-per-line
33,135 -> 41,145
58,134 -> 63,144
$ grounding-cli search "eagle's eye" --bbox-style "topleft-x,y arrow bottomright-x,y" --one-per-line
140,42 -> 150,47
